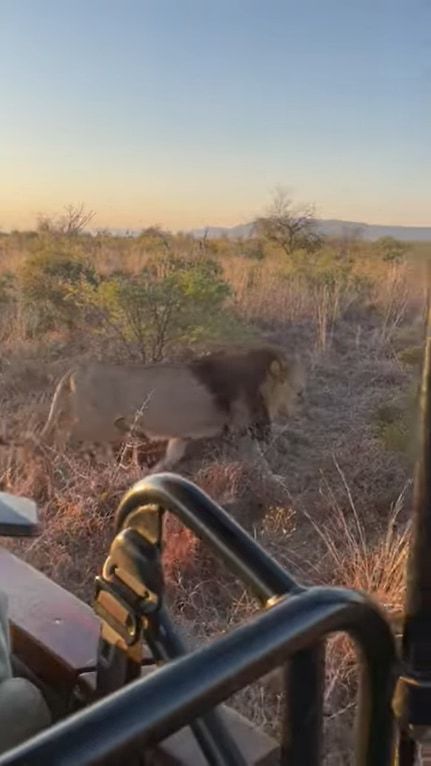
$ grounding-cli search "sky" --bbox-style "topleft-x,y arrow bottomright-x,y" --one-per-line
1,0 -> 430,231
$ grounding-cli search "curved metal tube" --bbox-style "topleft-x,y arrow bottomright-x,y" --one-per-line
113,472 -> 311,762
396,300 -> 431,763
0,587 -> 397,766
112,472 -> 397,764
114,472 -> 301,603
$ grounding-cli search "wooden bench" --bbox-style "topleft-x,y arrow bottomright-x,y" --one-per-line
0,547 -> 279,764
0,548 -> 99,693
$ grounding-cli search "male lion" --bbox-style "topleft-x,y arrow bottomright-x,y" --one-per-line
39,346 -> 305,472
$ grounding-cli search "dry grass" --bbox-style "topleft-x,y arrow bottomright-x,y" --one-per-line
312,467 -> 409,708
0,231 -> 428,762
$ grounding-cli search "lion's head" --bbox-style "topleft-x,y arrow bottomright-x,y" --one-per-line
260,349 -> 305,419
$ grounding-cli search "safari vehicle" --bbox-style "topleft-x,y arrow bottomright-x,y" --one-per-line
0,319 -> 431,765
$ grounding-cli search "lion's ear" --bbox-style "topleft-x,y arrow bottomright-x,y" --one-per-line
269,359 -> 282,377
114,416 -> 129,433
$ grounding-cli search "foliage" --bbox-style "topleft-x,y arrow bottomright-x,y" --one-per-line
240,240 -> 266,260
0,272 -> 18,343
280,246 -> 369,325
20,244 -> 97,330
37,203 -> 95,237
137,226 -> 172,253
373,387 -> 418,460
285,246 -> 350,284
398,345 -> 424,367
373,237 -> 407,262
205,236 -> 265,261
0,272 -> 16,305
255,186 -> 322,256
72,254 -> 247,361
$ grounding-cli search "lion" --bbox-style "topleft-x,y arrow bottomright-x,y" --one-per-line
38,345 -> 305,473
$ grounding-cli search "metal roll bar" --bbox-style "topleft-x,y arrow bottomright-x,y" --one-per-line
0,473 -> 397,766
0,586 -> 396,765
395,302 -> 431,764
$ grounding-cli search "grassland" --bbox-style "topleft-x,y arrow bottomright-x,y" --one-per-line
0,222 -> 429,762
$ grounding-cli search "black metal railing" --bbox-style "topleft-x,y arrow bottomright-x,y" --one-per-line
0,588 -> 397,766
0,472 -> 398,766
394,300 -> 431,763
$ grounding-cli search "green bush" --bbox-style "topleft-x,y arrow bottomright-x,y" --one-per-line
372,237 -> 407,262
0,272 -> 18,342
20,245 -> 97,330
0,272 -> 16,305
373,387 -> 418,460
288,247 -> 354,286
241,240 -> 265,260
73,254 -> 248,360
398,345 -> 424,367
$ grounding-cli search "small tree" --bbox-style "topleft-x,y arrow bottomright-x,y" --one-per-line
37,204 -> 95,237
138,226 -> 171,252
373,236 -> 407,262
0,272 -> 17,342
20,246 -> 98,330
0,272 -> 15,306
255,187 -> 322,256
73,255 -> 245,361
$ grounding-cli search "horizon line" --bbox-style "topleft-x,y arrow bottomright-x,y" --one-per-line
3,215 -> 431,236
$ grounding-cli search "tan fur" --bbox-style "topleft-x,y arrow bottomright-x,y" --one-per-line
38,346 -> 305,472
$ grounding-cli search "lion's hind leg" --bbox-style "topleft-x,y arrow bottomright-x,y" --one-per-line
149,438 -> 189,474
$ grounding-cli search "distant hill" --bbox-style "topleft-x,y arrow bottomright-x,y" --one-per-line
192,219 -> 431,242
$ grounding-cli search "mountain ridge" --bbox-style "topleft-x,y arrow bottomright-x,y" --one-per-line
191,219 -> 431,242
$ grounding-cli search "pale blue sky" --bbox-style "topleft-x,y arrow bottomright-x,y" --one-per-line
1,0 -> 430,230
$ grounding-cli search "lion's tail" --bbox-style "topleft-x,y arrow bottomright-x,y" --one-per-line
40,369 -> 74,444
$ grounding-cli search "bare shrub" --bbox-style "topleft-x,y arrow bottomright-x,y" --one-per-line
255,186 -> 322,256
225,256 -> 363,351
37,204 -> 95,237
302,463 -> 409,714
373,262 -> 414,346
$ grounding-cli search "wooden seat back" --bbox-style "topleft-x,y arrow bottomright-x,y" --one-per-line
0,547 -> 279,764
